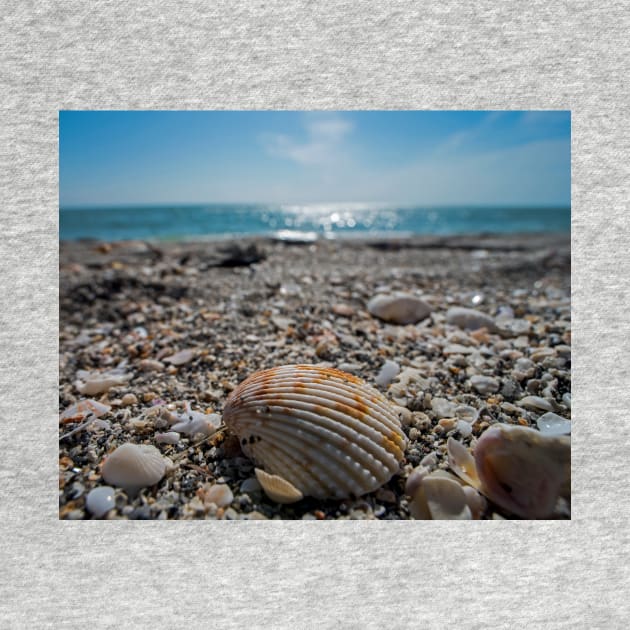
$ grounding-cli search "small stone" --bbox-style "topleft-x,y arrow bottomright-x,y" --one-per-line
367,293 -> 432,325
456,420 -> 473,438
163,349 -> 196,366
271,315 -> 295,331
223,507 -> 238,520
375,488 -> 396,503
121,393 -> 138,406
332,303 -> 355,317
431,397 -> 456,418
139,359 -> 164,372
517,396 -> 554,412
446,307 -> 497,332
85,486 -> 116,518
470,375 -> 500,395
203,483 -> 234,508
240,477 -> 262,495
530,347 -> 555,363
443,344 -> 475,355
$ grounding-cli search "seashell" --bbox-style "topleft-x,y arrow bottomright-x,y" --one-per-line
423,476 -> 472,520
367,293 -> 432,325
255,468 -> 304,504
474,424 -> 570,519
222,364 -> 408,500
169,402 -> 221,436
462,486 -> 487,520
60,399 -> 111,421
407,469 -> 471,520
101,443 -> 166,491
75,370 -> 133,395
447,437 -> 481,489
155,431 -> 181,444
448,425 -> 570,519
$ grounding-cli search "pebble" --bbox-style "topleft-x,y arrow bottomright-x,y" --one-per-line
240,477 -> 262,495
517,396 -> 554,412
163,349 -> 196,366
431,397 -> 456,418
121,393 -> 138,406
155,431 -> 180,444
367,293 -> 432,325
443,344 -> 475,355
537,412 -> 571,436
446,307 -> 497,332
139,359 -> 164,372
375,360 -> 400,387
85,486 -> 116,518
470,375 -> 500,395
562,392 -> 571,409
332,303 -> 355,317
530,347 -> 556,362
203,483 -> 234,508
456,420 -> 473,437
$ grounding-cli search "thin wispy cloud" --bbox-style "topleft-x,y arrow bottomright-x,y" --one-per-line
262,114 -> 354,165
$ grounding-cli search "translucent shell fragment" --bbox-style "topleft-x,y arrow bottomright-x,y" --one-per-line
448,424 -> 570,519
222,365 -> 408,500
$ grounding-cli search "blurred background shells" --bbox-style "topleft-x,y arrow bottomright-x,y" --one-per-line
223,364 -> 407,500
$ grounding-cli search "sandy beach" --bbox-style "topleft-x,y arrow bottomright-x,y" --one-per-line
59,233 -> 571,520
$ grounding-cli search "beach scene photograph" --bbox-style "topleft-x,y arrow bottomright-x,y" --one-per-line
59,110 -> 571,520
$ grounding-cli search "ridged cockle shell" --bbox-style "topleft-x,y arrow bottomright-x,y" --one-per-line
222,365 -> 408,501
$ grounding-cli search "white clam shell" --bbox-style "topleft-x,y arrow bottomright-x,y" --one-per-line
223,365 -> 408,500
101,443 -> 166,490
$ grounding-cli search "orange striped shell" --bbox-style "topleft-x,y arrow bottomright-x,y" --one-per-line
222,364 -> 408,500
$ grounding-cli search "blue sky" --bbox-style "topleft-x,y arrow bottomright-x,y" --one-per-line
59,110 -> 570,207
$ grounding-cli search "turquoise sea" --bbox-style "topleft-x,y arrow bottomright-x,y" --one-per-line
59,203 -> 570,242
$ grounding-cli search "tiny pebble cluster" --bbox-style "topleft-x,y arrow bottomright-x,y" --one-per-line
59,233 -> 570,519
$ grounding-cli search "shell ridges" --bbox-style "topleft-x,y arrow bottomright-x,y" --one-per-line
223,365 -> 408,500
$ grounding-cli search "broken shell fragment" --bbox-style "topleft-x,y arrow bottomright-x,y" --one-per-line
407,469 -> 472,520
447,437 -> 481,489
423,476 -> 472,520
60,399 -> 111,421
474,424 -> 570,519
255,468 -> 304,504
222,364 -> 408,501
448,424 -> 570,519
101,443 -> 166,491
75,370 -> 133,396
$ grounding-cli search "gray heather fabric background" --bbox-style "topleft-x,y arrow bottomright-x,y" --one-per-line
1,1 -> 628,627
